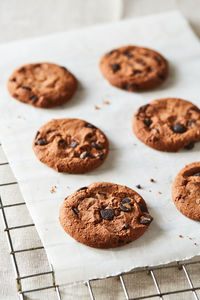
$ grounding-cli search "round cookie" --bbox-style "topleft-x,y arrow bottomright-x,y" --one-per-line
59,182 -> 153,248
99,45 -> 168,91
132,98 -> 200,152
172,162 -> 200,221
33,118 -> 109,173
7,62 -> 77,108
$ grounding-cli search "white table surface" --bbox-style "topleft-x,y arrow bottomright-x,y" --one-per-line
1,1 -> 200,299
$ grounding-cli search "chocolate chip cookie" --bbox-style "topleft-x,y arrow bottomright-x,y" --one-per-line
132,98 -> 200,152
59,182 -> 153,248
33,118 -> 109,173
99,45 -> 168,91
172,162 -> 200,221
7,62 -> 77,108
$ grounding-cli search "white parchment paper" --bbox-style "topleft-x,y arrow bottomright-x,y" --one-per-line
0,11 -> 200,285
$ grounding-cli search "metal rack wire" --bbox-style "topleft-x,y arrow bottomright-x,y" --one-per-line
1,146 -> 200,300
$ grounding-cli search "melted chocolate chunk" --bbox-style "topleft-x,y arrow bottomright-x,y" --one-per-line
121,198 -> 131,204
70,141 -> 78,148
110,63 -> 121,72
187,120 -> 196,126
77,186 -> 87,191
72,207 -> 79,215
184,141 -> 195,150
123,51 -> 133,58
139,214 -> 153,225
80,151 -> 90,159
98,152 -> 104,160
20,85 -> 31,91
173,123 -> 187,133
35,138 -> 47,146
123,224 -> 130,229
100,209 -> 114,220
144,118 -> 152,127
133,70 -> 142,75
147,66 -> 152,72
58,139 -> 67,148
193,172 -> 200,176
87,133 -> 93,138
85,123 -> 97,129
91,142 -> 102,150
120,198 -> 132,212
139,203 -> 148,213
139,104 -> 149,114
30,95 -> 38,102
158,73 -> 165,80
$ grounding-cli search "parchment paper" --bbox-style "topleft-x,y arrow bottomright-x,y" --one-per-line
0,11 -> 200,286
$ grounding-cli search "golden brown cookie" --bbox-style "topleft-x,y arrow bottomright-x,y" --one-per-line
99,45 -> 168,91
172,162 -> 200,221
132,98 -> 200,152
59,182 -> 153,248
33,118 -> 109,173
7,62 -> 77,108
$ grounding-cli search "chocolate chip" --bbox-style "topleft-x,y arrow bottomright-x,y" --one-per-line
139,104 -> 149,114
110,63 -> 120,72
12,78 -> 16,82
61,66 -> 67,71
120,204 -> 132,212
72,207 -> 79,215
123,224 -> 130,229
70,141 -> 78,148
35,131 -> 40,139
85,123 -> 97,129
147,66 -> 152,72
20,85 -> 32,91
189,106 -> 200,112
91,142 -> 102,150
80,151 -> 90,159
158,73 -> 165,80
106,49 -> 117,56
139,214 -> 153,225
193,172 -> 200,176
184,141 -> 195,150
87,133 -> 93,138
58,139 -> 67,148
136,58 -> 146,66
77,186 -> 87,191
99,193 -> 106,197
136,184 -> 142,189
30,95 -> 38,102
133,70 -> 142,75
123,51 -> 133,58
122,198 -> 131,204
35,138 -> 47,146
154,56 -> 162,65
144,118 -> 152,127
100,209 -> 114,220
139,203 -> 148,213
97,152 -> 104,160
187,120 -> 196,126
173,123 -> 187,133
78,197 -> 85,201
126,83 -> 138,91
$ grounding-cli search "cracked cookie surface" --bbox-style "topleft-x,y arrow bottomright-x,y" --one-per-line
33,118 -> 109,173
99,45 -> 168,91
172,162 -> 200,221
59,182 -> 153,248
132,98 -> 200,152
7,62 -> 77,108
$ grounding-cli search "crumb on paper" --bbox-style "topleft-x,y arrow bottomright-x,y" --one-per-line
149,190 -> 152,192
194,243 -> 198,246
66,186 -> 70,189
103,100 -> 110,105
94,105 -> 100,110
50,185 -> 57,193
136,184 -> 142,189
179,235 -> 183,238
17,115 -> 21,119
150,178 -> 156,183
158,191 -> 162,195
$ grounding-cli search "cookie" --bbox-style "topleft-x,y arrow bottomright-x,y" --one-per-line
132,98 -> 200,152
172,162 -> 200,221
59,182 -> 153,248
7,62 -> 77,108
33,118 -> 109,173
99,45 -> 168,91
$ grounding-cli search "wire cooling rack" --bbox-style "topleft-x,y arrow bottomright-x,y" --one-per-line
1,144 -> 200,300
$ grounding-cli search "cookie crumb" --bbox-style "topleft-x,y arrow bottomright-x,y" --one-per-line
94,105 -> 100,110
179,235 -> 183,238
158,191 -> 162,195
50,185 -> 57,193
103,100 -> 110,105
17,115 -> 21,119
136,184 -> 142,189
194,243 -> 198,246
150,178 -> 156,183
149,190 -> 152,192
